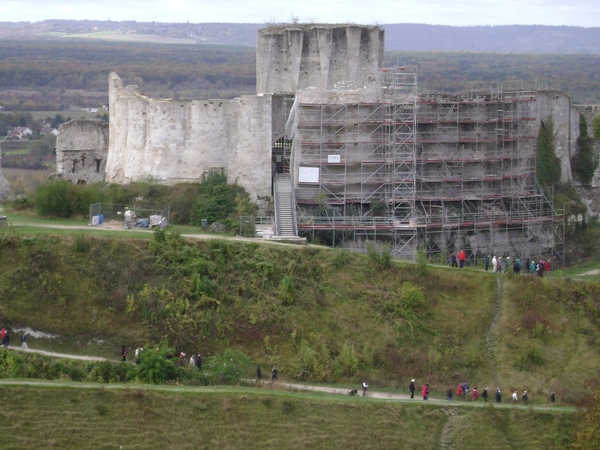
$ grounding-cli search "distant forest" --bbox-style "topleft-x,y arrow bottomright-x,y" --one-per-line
0,39 -> 599,108
2,20 -> 600,54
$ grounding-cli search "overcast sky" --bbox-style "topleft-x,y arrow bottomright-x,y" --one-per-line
0,0 -> 598,27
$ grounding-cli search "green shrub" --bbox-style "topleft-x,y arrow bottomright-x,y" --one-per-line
190,169 -> 256,229
137,345 -> 180,384
279,275 -> 296,305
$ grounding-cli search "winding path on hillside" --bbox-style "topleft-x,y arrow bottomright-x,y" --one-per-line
0,347 -> 574,413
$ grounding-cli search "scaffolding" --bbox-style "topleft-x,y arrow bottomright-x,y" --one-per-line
291,70 -> 563,263
291,68 -> 418,258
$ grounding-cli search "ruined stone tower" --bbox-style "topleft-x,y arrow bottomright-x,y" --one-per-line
256,25 -> 384,94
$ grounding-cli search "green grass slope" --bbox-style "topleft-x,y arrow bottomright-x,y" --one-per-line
0,384 -> 573,450
0,231 -> 599,403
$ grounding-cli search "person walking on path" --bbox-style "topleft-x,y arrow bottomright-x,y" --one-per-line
484,255 -> 490,271
522,391 -> 528,405
257,366 -> 262,381
447,386 -> 453,401
450,253 -> 457,267
473,387 -> 479,401
409,379 -> 415,399
458,249 -> 467,268
422,383 -> 429,400
492,256 -> 498,273
482,387 -> 489,402
495,388 -> 502,403
271,365 -> 278,382
512,391 -> 518,403
121,346 -> 127,362
3,329 -> 10,347
362,379 -> 369,397
21,332 -> 29,351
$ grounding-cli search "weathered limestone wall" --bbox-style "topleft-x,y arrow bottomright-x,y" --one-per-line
0,148 -> 10,201
105,73 -> 272,200
55,119 -> 109,184
257,25 -> 384,94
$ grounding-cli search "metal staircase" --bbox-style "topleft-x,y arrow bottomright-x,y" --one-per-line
274,173 -> 298,237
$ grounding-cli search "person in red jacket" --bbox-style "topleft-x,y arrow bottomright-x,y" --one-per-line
422,383 -> 429,400
458,249 -> 467,268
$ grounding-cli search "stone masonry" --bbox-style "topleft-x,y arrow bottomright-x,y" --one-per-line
55,119 -> 109,185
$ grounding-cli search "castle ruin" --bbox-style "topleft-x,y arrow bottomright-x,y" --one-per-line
56,23 -> 584,263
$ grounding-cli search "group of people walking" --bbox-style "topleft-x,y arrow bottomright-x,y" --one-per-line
486,255 -> 551,276
409,379 -> 556,405
1,328 -> 29,350
450,250 -> 553,276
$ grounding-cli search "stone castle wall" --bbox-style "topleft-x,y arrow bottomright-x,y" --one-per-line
105,73 -> 273,200
0,148 -> 10,201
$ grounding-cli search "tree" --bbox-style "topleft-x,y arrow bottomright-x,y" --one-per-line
572,113 -> 599,187
580,113 -> 589,138
592,115 -> 600,140
536,115 -> 561,187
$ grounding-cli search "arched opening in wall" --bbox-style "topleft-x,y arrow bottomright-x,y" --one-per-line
77,180 -> 86,185
72,160 -> 77,173
95,159 -> 102,173
272,137 -> 292,174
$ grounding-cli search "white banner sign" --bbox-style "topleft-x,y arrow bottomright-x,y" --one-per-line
328,154 -> 341,163
298,167 -> 320,183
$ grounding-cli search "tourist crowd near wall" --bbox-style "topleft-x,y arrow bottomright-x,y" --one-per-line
54,23 -> 599,262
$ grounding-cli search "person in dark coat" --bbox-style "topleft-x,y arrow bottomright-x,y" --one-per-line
484,255 -> 490,271
409,379 -> 415,399
257,366 -> 262,381
495,388 -> 502,403
522,390 -> 528,405
121,345 -> 127,362
482,387 -> 489,402
447,386 -> 453,401
550,392 -> 556,403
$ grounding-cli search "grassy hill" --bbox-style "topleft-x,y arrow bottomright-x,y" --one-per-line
0,230 -> 598,403
0,225 -> 598,448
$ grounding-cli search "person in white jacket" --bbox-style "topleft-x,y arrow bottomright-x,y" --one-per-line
492,256 -> 498,272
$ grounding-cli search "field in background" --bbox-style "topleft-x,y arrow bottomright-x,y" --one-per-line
60,31 -> 198,45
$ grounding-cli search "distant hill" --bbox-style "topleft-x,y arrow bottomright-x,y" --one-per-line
384,24 -> 600,53
1,20 -> 600,54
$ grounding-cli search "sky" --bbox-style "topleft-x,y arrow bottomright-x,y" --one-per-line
0,0 -> 598,27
